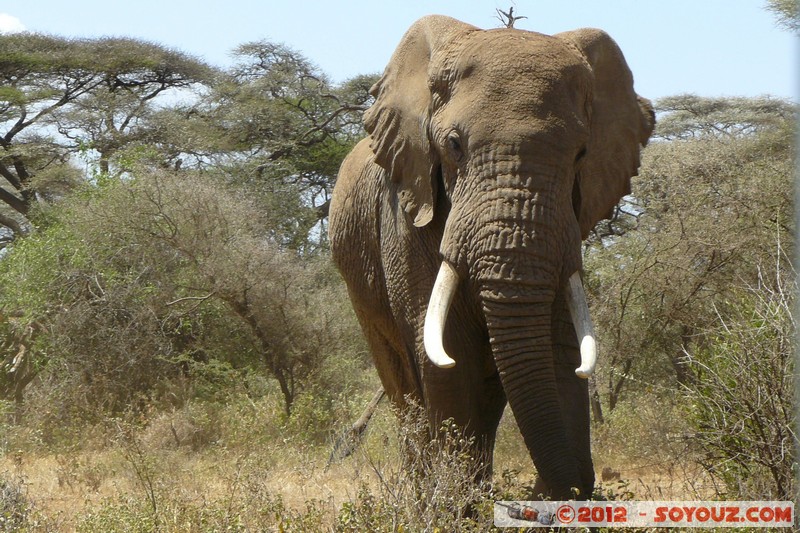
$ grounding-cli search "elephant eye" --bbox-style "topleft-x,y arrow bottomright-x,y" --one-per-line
447,133 -> 465,162
575,147 -> 587,164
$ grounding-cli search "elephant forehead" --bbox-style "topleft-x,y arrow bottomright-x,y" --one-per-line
450,30 -> 589,96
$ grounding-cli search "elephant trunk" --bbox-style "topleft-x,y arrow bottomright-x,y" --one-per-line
424,161 -> 595,497
422,260 -> 593,497
479,278 -> 581,498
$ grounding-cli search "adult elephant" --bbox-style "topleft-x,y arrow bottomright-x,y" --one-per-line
329,15 -> 653,499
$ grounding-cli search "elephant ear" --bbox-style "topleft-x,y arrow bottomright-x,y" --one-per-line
364,15 -> 477,227
556,29 -> 655,239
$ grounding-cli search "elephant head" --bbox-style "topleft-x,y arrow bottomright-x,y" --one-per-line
359,15 -> 653,497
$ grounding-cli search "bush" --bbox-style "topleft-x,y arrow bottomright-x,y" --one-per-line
75,430 -> 335,533
0,167 -> 365,433
337,401 -> 494,532
592,391 -> 689,468
0,474 -> 30,531
584,97 -> 794,410
684,264 -> 795,499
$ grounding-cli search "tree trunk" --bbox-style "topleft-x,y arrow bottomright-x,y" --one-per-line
589,376 -> 604,424
608,357 -> 632,411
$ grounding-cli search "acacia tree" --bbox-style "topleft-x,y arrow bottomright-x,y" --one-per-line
0,37 -> 375,418
0,33 -> 374,252
585,94 -> 794,411
0,166 -> 363,419
0,33 -> 214,244
167,42 -> 376,251
654,94 -> 795,140
765,0 -> 799,31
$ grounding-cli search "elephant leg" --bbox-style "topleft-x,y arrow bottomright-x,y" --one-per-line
353,307 -> 423,407
422,360 -> 506,482
475,372 -> 508,481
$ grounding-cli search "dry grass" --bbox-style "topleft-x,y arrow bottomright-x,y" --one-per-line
0,386 -> 720,531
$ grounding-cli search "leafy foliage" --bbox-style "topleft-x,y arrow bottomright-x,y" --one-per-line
0,33 -> 215,242
765,0 -> 799,31
654,94 -> 795,140
175,41 -> 376,251
0,167 -> 365,430
685,265 -> 795,499
584,94 -> 795,499
0,475 -> 30,531
0,32 -> 372,253
586,95 -> 794,410
0,34 -> 375,421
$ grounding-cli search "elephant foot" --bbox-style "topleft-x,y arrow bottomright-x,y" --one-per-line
532,476 -> 549,499
531,475 -> 593,501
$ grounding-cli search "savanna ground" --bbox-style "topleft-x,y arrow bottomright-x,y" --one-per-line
0,382 -> 716,531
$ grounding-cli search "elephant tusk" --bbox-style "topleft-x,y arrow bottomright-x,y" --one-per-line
423,261 -> 459,368
565,271 -> 597,379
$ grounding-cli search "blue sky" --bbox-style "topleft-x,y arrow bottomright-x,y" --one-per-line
1,1 -> 796,101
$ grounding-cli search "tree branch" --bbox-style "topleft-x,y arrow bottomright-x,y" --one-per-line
0,161 -> 23,191
0,187 -> 29,215
166,293 -> 216,306
0,211 -> 26,237
496,7 -> 527,28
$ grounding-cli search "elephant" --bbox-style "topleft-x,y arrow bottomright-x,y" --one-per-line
328,15 -> 653,499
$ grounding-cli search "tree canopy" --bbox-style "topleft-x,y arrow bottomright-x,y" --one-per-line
0,33 -> 375,252
765,0 -> 799,31
0,33 -> 216,242
0,32 -> 376,423
581,86 -> 796,500
654,94 -> 795,140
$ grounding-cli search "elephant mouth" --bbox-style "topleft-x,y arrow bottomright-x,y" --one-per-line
423,260 -> 597,378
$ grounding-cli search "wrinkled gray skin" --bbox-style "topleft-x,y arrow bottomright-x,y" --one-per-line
329,15 -> 653,499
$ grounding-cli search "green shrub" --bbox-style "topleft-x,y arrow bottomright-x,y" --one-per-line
0,474 -> 31,531
0,167 -> 365,435
684,267 -> 795,499
592,391 -> 689,468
